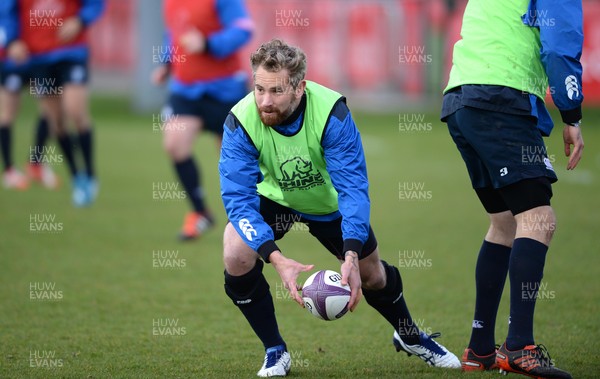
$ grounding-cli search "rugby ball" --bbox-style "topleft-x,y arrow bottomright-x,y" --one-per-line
302,270 -> 351,321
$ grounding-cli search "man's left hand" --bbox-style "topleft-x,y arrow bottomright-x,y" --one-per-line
340,250 -> 362,311
58,17 -> 83,43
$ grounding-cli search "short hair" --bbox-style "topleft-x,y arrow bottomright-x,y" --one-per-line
250,38 -> 307,88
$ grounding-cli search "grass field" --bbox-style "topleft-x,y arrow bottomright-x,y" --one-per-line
1,94 -> 599,379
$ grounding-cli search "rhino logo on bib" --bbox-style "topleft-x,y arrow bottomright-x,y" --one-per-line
278,157 -> 325,191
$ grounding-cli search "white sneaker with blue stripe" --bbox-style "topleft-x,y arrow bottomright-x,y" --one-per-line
257,345 -> 291,377
393,330 -> 460,368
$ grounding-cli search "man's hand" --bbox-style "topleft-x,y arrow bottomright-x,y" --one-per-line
563,124 -> 584,170
150,65 -> 170,86
179,28 -> 206,55
340,250 -> 362,312
7,40 -> 29,64
269,251 -> 314,307
58,17 -> 83,43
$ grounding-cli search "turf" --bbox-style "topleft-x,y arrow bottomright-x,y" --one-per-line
1,95 -> 598,378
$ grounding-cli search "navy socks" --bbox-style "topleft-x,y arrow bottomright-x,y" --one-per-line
174,157 -> 205,213
468,240 -> 511,355
506,238 -> 548,350
0,126 -> 12,170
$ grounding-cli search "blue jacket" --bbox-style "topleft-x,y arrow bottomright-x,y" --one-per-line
523,0 -> 584,131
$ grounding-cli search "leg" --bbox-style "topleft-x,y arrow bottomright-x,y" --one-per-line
163,114 -> 205,211
223,222 -> 290,376
163,110 -> 214,239
359,246 -> 460,368
26,113 -> 59,189
505,206 -> 554,351
500,178 -> 555,350
41,93 -> 93,205
466,188 -> 514,357
63,83 -> 94,177
305,215 -> 459,368
0,87 -> 20,171
493,179 -> 573,378
223,222 -> 286,349
0,87 -> 28,189
359,248 -> 419,343
41,96 -> 77,176
30,116 -> 49,165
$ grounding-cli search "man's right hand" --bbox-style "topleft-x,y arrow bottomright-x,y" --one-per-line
563,124 -> 584,170
269,251 -> 314,307
7,40 -> 29,64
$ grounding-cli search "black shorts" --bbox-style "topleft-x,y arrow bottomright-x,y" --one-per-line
260,196 -> 378,260
446,106 -> 558,189
31,59 -> 89,86
0,65 -> 31,93
165,93 -> 236,136
29,60 -> 89,97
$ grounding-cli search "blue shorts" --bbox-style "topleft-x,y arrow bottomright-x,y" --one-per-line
164,93 -> 235,136
446,106 -> 557,189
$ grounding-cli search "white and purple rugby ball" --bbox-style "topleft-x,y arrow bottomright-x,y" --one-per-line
302,270 -> 351,321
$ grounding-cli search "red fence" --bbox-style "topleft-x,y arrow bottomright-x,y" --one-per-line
89,0 -> 137,71
88,0 -> 600,105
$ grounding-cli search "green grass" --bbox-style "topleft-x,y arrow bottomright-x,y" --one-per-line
1,95 -> 599,378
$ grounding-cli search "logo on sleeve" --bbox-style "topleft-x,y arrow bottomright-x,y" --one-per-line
565,75 -> 580,100
239,218 -> 257,241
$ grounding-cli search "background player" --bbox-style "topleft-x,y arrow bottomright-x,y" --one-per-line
151,0 -> 253,240
220,39 -> 460,377
3,0 -> 105,206
441,1 -> 584,378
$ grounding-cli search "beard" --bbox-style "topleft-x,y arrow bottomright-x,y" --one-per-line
258,96 -> 297,126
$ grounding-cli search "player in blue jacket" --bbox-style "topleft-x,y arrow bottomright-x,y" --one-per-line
220,39 -> 460,377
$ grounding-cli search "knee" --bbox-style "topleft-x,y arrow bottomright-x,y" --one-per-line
224,250 -> 256,276
62,105 -> 89,130
162,130 -> 185,160
517,206 -> 556,243
362,260 -> 403,306
162,132 -> 174,155
224,258 -> 270,307
361,262 -> 386,291
72,114 -> 90,131
223,223 -> 257,276
486,211 -> 517,246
